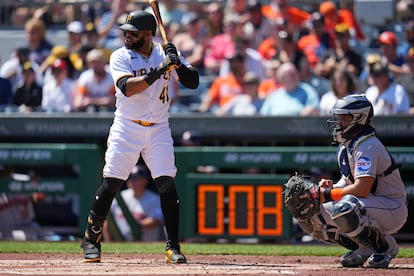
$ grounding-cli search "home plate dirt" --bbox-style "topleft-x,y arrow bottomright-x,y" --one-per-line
0,254 -> 413,275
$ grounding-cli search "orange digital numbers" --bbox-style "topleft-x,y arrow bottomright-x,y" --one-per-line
197,184 -> 284,237
228,185 -> 254,235
197,185 -> 224,234
256,186 -> 283,235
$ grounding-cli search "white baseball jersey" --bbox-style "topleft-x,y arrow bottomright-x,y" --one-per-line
109,42 -> 188,123
103,42 -> 189,180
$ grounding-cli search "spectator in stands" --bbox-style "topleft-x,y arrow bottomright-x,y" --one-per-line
96,0 -> 132,51
298,57 -> 330,98
260,62 -> 319,116
24,17 -> 53,65
204,2 -> 224,39
12,62 -> 43,112
0,47 -> 43,92
365,62 -> 410,115
215,71 -> 263,116
273,30 -> 307,71
258,59 -> 282,99
172,12 -> 207,75
398,20 -> 414,57
358,53 -> 383,91
243,0 -> 274,49
257,17 -> 289,61
73,49 -> 115,112
103,164 -> 164,242
226,0 -> 248,17
41,45 -> 82,80
199,53 -> 246,113
396,0 -> 414,21
219,37 -> 266,81
319,68 -> 357,115
145,0 -> 185,39
378,31 -> 409,77
41,59 -> 76,113
0,77 -> 13,111
319,1 -> 365,41
0,192 -> 38,240
396,47 -> 414,113
203,13 -> 244,76
261,0 -> 311,35
315,23 -> 362,79
66,21 -> 85,55
297,12 -> 333,68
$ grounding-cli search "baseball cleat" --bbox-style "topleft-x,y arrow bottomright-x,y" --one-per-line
165,247 -> 187,264
366,234 -> 399,268
340,246 -> 373,267
81,242 -> 101,263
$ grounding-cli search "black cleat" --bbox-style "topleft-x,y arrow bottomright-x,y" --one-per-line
81,241 -> 101,263
165,244 -> 187,264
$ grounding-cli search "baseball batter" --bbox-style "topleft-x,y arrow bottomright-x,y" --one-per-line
296,94 -> 407,268
80,10 -> 199,264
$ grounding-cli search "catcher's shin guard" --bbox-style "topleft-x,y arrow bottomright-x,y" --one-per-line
298,215 -> 359,251
81,210 -> 105,262
332,195 -> 389,253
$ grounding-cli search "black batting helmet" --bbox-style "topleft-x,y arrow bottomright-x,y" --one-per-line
119,10 -> 156,35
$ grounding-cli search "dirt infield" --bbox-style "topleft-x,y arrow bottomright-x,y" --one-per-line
0,254 -> 413,275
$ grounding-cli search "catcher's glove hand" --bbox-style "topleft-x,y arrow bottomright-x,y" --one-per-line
283,173 -> 320,221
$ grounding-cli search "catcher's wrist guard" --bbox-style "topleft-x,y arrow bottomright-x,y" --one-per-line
283,174 -> 321,220
324,188 -> 344,202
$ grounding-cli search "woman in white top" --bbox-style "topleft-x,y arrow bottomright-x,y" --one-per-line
319,68 -> 357,115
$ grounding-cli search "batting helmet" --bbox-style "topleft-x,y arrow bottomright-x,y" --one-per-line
119,10 -> 156,35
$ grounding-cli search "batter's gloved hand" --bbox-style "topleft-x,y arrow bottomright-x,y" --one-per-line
163,42 -> 178,56
158,54 -> 179,74
283,173 -> 320,221
167,52 -> 181,67
144,55 -> 178,86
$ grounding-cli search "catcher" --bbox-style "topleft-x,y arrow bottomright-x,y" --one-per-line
284,94 -> 407,268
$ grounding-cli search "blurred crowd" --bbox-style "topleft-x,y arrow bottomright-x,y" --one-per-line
0,0 -> 414,116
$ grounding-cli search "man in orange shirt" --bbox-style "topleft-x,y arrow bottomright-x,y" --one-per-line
198,53 -> 246,112
298,12 -> 333,68
262,0 -> 310,32
319,1 -> 365,41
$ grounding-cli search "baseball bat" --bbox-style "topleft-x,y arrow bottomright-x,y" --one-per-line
148,0 -> 169,46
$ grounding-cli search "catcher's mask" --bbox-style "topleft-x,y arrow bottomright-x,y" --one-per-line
327,94 -> 373,143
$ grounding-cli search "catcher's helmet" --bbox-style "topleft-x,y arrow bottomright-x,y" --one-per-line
327,94 -> 373,143
119,10 -> 156,35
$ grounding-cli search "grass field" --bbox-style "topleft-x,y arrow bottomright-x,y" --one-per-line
1,241 -> 414,258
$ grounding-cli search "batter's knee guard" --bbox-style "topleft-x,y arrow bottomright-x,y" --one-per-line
298,215 -> 359,251
91,177 -> 125,217
332,195 -> 389,253
154,176 -> 176,194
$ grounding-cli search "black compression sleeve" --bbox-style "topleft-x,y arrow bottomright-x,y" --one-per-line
116,76 -> 130,95
177,65 -> 199,89
144,69 -> 164,86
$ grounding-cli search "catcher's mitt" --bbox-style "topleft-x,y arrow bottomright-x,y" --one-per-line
283,174 -> 320,220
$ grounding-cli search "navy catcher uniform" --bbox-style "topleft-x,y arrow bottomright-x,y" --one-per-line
81,10 -> 199,264
296,94 -> 407,268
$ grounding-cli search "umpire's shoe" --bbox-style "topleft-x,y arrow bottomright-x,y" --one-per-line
81,241 -> 101,263
165,243 -> 187,264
